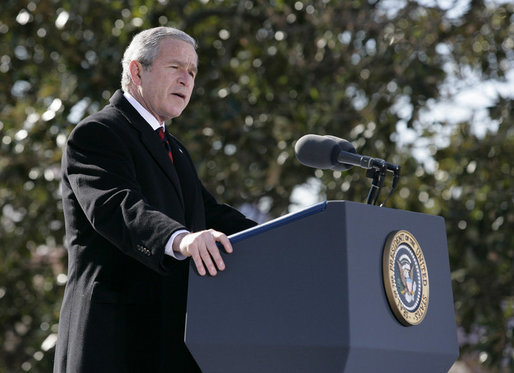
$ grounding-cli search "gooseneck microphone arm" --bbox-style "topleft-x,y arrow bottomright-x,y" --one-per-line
336,150 -> 400,174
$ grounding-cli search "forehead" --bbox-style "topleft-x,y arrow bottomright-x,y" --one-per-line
156,38 -> 198,67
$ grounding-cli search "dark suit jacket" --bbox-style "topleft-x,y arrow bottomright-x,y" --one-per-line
54,90 -> 256,372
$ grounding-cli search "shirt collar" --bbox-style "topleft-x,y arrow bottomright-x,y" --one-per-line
123,91 -> 164,131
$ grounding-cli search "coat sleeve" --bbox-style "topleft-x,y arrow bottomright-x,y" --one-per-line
62,119 -> 185,274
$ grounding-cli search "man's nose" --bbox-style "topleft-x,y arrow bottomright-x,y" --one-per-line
178,71 -> 191,86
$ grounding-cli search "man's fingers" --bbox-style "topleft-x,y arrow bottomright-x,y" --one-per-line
214,232 -> 233,254
199,241 -> 218,276
180,229 -> 233,276
191,250 -> 206,276
206,242 -> 225,272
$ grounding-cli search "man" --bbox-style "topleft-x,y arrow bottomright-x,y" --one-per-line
54,27 -> 256,372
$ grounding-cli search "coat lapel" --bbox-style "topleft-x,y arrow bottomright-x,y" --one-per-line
110,91 -> 185,208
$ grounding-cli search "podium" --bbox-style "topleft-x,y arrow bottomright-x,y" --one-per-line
185,201 -> 459,372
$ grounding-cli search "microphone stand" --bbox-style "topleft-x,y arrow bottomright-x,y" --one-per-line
365,160 -> 388,205
365,160 -> 401,206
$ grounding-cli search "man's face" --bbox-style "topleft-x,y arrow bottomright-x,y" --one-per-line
136,38 -> 197,122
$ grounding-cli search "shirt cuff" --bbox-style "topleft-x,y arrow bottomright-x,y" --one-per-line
164,229 -> 189,260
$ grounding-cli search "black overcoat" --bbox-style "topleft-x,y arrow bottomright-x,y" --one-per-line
54,90 -> 255,372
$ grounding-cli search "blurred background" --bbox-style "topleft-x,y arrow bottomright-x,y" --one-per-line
0,0 -> 512,371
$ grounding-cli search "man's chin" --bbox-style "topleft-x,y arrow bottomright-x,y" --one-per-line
165,109 -> 184,121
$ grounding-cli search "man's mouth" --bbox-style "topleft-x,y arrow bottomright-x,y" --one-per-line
172,93 -> 186,100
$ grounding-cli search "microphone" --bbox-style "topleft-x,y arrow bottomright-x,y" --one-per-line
294,134 -> 399,172
295,134 -> 401,206
294,134 -> 356,172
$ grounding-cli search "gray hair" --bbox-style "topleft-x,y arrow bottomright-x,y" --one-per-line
121,27 -> 197,91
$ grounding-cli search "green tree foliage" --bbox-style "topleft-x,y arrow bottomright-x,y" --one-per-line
0,0 -> 512,371
438,116 -> 513,371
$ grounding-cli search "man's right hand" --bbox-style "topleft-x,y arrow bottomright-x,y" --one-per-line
172,229 -> 233,276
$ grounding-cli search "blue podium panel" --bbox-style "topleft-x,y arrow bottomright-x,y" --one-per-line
185,201 -> 458,373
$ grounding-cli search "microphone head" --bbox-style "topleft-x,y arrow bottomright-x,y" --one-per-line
295,134 -> 338,169
295,134 -> 354,171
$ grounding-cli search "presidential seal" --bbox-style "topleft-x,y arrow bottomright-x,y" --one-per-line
382,230 -> 429,326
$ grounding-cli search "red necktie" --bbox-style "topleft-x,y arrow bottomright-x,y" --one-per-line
156,127 -> 174,163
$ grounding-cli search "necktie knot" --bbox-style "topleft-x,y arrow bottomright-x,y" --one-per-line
157,127 -> 165,140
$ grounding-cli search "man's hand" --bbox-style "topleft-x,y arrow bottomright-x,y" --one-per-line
172,229 -> 233,276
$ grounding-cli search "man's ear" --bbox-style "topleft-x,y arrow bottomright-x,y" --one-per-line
129,60 -> 143,85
